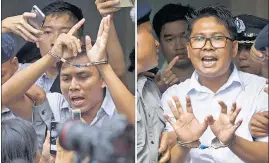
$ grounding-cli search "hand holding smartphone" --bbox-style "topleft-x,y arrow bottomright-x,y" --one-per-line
50,121 -> 59,155
114,0 -> 135,8
27,5 -> 45,29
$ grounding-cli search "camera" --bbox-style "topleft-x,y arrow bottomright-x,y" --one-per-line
58,115 -> 134,163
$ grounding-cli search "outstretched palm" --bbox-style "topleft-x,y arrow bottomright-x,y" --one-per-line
208,101 -> 243,144
86,15 -> 111,63
165,96 -> 208,143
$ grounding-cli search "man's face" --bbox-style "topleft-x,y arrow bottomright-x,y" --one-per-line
160,20 -> 191,67
186,16 -> 238,78
60,55 -> 106,113
1,57 -> 18,85
236,45 -> 262,75
137,22 -> 160,73
37,14 -> 79,76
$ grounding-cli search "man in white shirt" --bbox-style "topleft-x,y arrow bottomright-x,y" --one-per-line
161,4 -> 268,163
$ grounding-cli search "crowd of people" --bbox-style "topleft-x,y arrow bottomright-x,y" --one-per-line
137,2 -> 268,163
1,0 -> 268,163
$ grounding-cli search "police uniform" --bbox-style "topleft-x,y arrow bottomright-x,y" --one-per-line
137,4 -> 166,163
235,14 -> 268,45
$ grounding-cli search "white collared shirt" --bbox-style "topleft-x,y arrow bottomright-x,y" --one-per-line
161,65 -> 268,163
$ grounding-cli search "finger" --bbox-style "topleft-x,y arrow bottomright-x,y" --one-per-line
252,113 -> 269,127
206,115 -> 215,125
158,133 -> 168,154
185,96 -> 193,113
169,77 -> 180,86
70,40 -> 78,56
45,131 -> 50,144
15,30 -> 31,42
218,100 -> 227,114
167,99 -> 180,120
158,148 -> 170,163
22,12 -> 36,19
251,131 -> 268,138
230,107 -> 241,124
166,56 -> 179,71
97,0 -> 120,8
251,126 -> 268,134
164,115 -> 176,130
166,74 -> 177,85
99,15 -> 110,46
21,20 -> 43,35
172,96 -> 183,115
67,18 -> 85,35
261,111 -> 269,118
85,35 -> 93,52
98,8 -> 121,15
142,72 -> 156,78
162,71 -> 173,80
17,25 -> 38,42
97,17 -> 105,37
75,38 -> 82,53
232,119 -> 243,132
250,117 -> 267,129
229,101 -> 237,116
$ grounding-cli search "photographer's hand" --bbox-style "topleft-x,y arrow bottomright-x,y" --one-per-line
55,139 -> 74,163
2,12 -> 43,42
40,131 -> 55,163
95,0 -> 120,17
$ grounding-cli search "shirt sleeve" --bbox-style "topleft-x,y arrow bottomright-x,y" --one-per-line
253,83 -> 268,142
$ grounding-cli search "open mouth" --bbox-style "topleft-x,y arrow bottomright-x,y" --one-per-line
70,96 -> 85,107
201,56 -> 218,67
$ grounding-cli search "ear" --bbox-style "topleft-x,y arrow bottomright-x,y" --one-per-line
11,57 -> 19,72
186,43 -> 191,58
232,40 -> 238,58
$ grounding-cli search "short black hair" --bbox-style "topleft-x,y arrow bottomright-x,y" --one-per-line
153,3 -> 195,39
42,1 -> 84,37
2,118 -> 37,163
186,4 -> 237,40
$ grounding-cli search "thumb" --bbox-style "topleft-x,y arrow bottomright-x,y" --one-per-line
85,35 -> 93,54
158,133 -> 168,153
205,115 -> 215,125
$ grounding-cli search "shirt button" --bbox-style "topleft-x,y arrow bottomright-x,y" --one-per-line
148,114 -> 151,117
41,110 -> 45,115
151,141 -> 154,144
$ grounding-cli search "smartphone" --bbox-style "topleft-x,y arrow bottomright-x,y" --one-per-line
72,109 -> 81,121
114,0 -> 135,7
50,121 -> 59,155
28,5 -> 45,29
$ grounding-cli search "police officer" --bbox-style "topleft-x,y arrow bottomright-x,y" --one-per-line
136,3 -> 170,163
234,14 -> 268,77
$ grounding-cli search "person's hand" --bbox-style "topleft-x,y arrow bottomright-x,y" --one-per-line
40,131 -> 56,163
95,0 -> 120,17
158,132 -> 171,163
156,57 -> 180,93
249,111 -> 268,138
207,101 -> 243,144
50,18 -> 85,58
2,12 -> 43,42
164,96 -> 208,143
55,139 -> 74,163
85,15 -> 111,63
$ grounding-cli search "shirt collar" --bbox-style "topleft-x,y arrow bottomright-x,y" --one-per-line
137,75 -> 148,95
187,64 -> 244,94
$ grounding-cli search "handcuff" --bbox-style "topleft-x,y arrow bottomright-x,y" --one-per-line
176,136 -> 236,150
48,50 -> 108,67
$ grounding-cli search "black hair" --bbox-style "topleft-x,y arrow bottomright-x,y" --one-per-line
42,1 -> 84,37
186,4 -> 237,40
2,118 -> 38,163
153,3 -> 195,39
128,48 -> 135,72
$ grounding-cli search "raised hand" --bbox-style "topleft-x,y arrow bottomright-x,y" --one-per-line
85,15 -> 111,63
207,101 -> 243,144
164,96 -> 208,143
95,0 -> 121,17
50,18 -> 85,58
156,56 -> 180,93
2,12 -> 43,42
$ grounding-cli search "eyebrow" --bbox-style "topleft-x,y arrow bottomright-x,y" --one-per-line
192,32 -> 227,36
77,71 -> 91,76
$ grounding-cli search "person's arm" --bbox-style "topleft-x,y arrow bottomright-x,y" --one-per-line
86,15 -> 134,124
95,0 -> 127,83
2,19 -> 85,109
249,111 -> 268,138
228,136 -> 268,163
